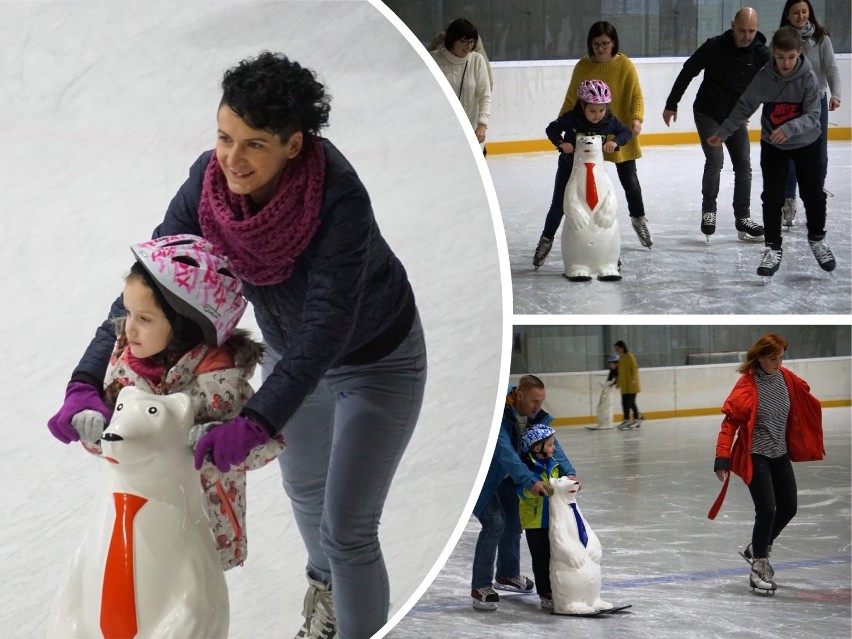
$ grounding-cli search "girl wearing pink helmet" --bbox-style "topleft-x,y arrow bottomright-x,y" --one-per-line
49,234 -> 285,571
534,21 -> 653,268
48,52 -> 427,638
533,78 -> 633,270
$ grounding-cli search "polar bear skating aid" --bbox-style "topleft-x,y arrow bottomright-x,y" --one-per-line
561,135 -> 622,282
548,477 -> 613,615
49,386 -> 229,638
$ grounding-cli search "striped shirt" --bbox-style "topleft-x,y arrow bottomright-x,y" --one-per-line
752,367 -> 790,458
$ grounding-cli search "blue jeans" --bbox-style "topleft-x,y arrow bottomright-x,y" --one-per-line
694,110 -> 752,218
471,476 -> 522,587
541,154 -> 646,240
785,94 -> 829,197
262,313 -> 427,639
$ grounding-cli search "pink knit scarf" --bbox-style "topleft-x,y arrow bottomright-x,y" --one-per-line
198,138 -> 326,285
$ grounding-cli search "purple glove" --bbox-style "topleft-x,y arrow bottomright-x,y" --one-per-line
194,415 -> 271,472
47,382 -> 111,444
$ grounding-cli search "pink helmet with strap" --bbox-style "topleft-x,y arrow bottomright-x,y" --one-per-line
577,79 -> 612,104
131,234 -> 246,347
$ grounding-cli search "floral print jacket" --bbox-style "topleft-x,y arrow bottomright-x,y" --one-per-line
81,328 -> 285,570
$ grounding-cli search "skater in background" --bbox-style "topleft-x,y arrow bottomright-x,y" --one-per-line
591,355 -> 619,430
46,51 -> 427,639
470,376 -> 577,611
47,235 -> 285,570
778,0 -> 842,227
614,341 -> 643,428
533,20 -> 652,267
662,7 -> 768,243
707,27 -> 835,280
532,79 -> 633,268
430,18 -> 492,155
428,23 -> 493,89
606,353 -> 619,385
516,424 -> 563,610
710,333 -> 823,594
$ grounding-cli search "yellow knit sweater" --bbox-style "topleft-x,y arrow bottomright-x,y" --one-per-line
558,53 -> 644,163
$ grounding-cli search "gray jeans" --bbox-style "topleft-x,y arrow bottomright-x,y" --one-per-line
261,313 -> 427,638
694,109 -> 753,218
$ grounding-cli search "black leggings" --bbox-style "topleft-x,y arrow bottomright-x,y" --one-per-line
621,393 -> 640,420
524,527 -> 551,597
747,453 -> 798,558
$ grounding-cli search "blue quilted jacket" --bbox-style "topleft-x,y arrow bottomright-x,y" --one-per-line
72,139 -> 416,435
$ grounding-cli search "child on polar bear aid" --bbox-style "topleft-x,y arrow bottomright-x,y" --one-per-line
47,234 -> 285,570
533,79 -> 634,268
516,424 -> 571,610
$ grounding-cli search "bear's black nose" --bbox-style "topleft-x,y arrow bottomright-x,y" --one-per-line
101,433 -> 124,442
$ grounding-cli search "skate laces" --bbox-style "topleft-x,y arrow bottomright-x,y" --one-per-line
702,211 -> 716,225
534,236 -> 553,262
809,239 -> 833,262
738,218 -> 760,232
297,581 -> 335,639
752,557 -> 773,581
631,217 -> 652,245
760,247 -> 780,267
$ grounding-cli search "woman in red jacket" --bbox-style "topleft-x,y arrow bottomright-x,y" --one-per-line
711,333 -> 823,594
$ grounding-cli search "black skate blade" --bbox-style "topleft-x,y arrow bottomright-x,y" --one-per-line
551,609 -> 609,617
602,604 -> 632,614
738,551 -> 753,566
585,425 -> 615,430
597,274 -> 622,282
563,273 -> 592,282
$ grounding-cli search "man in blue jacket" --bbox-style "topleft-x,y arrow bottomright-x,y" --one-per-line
663,7 -> 770,243
470,375 -> 577,611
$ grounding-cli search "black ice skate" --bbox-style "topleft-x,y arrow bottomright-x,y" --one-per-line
471,586 -> 500,611
494,574 -> 534,593
533,235 -> 553,269
739,543 -> 775,579
749,558 -> 777,595
631,216 -> 653,249
757,247 -> 782,284
701,210 -> 716,242
735,217 -> 764,242
809,237 -> 836,272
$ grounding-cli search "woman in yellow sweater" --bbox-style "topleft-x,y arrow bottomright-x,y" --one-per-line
534,21 -> 653,267
614,339 -> 643,428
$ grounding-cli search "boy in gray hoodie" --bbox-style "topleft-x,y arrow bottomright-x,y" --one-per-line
707,25 -> 835,280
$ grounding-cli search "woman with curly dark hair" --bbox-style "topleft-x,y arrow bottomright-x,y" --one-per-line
47,51 -> 427,639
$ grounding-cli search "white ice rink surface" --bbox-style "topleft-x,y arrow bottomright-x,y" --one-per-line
389,409 -> 852,639
496,143 -> 852,315
1,2 -> 506,638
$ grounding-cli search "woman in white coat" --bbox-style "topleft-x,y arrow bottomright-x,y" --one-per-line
430,18 -> 492,153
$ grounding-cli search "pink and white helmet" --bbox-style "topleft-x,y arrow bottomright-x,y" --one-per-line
577,79 -> 612,104
131,234 -> 246,347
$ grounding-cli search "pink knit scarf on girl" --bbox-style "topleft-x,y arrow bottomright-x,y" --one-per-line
198,138 -> 326,285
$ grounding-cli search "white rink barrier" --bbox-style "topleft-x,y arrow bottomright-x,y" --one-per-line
510,356 -> 851,425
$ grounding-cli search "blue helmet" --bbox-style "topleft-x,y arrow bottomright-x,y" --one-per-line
607,354 -> 620,363
520,424 -> 556,454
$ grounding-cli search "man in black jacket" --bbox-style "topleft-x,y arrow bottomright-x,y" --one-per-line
663,7 -> 770,243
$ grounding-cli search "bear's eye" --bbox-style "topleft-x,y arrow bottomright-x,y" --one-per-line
148,407 -> 158,415
116,403 -> 123,411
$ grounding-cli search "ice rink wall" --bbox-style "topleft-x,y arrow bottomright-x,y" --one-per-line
509,356 -> 852,425
486,55 -> 852,154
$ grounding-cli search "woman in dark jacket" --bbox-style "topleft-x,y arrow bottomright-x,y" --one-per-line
47,51 -> 427,639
